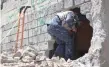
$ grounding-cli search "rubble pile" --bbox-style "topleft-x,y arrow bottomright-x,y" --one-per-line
0,0 -> 106,66
0,45 -> 101,67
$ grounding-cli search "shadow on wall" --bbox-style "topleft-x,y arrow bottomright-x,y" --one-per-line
49,15 -> 93,60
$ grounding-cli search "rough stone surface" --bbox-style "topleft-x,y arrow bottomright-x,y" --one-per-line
80,2 -> 92,14
64,0 -> 73,9
1,0 -> 107,66
74,0 -> 84,5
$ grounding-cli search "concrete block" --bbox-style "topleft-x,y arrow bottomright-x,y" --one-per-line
45,15 -> 52,24
40,34 -> 45,42
24,31 -> 28,38
64,0 -> 74,9
38,42 -> 49,50
33,36 -> 38,44
29,29 -> 33,37
14,27 -> 17,34
34,11 -> 38,19
30,22 -> 33,29
74,0 -> 84,5
28,14 -> 32,22
29,13 -> 34,21
32,29 -> 35,36
31,20 -> 36,28
38,18 -> 45,26
41,25 -> 47,33
45,33 -> 52,41
24,23 -> 28,31
80,2 -> 92,14
4,24 -> 7,31
36,11 -> 41,19
37,34 -> 44,42
47,40 -> 55,50
37,35 -> 40,43
37,27 -> 41,35
33,28 -> 37,36
85,0 -> 90,2
29,37 -> 34,44
47,5 -> 56,15
55,1 -> 63,11
33,44 -> 40,51
38,51 -> 47,56
10,35 -> 16,42
23,38 -> 28,46
43,7 -> 49,16
5,36 -> 9,43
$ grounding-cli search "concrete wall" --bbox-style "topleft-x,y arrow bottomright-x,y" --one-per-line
100,0 -> 109,66
1,0 -> 92,54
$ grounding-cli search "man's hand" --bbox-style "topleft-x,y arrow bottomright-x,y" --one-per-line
71,28 -> 77,33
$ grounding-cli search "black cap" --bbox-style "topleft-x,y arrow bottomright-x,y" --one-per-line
72,7 -> 80,13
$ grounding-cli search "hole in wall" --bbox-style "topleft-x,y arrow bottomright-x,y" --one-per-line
48,10 -> 93,60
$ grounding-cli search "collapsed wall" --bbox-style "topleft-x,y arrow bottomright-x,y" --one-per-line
0,0 -> 107,67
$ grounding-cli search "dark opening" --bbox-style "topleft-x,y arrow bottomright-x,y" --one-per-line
49,15 -> 93,60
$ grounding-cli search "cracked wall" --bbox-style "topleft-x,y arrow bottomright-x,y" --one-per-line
1,0 -> 92,54
0,0 -> 108,66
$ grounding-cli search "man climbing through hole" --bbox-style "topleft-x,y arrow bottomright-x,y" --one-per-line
47,7 -> 93,60
47,7 -> 81,60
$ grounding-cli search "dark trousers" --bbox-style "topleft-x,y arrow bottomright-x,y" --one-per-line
47,24 -> 75,60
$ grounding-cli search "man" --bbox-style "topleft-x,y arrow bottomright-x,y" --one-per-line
76,15 -> 93,58
47,7 -> 80,60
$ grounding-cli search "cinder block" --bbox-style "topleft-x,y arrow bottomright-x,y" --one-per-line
29,37 -> 34,45
37,34 -> 44,42
23,38 -> 28,46
31,13 -> 35,20
37,27 -> 41,35
40,34 -> 45,42
64,0 -> 74,9
41,25 -> 47,33
38,50 -> 50,57
85,0 -> 90,2
24,31 -> 28,38
47,5 -> 56,15
37,35 -> 40,43
29,29 -> 33,37
55,1 -> 64,11
30,22 -> 33,29
43,7 -> 49,16
11,35 -> 16,42
33,36 -> 38,44
74,0 -> 84,5
32,20 -> 36,28
45,15 -> 52,24
27,14 -> 32,22
33,28 -> 37,36
38,42 -> 49,50
24,23 -> 28,31
80,2 -> 92,14
14,27 -> 17,34
44,33 -> 52,41
47,40 -> 55,50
